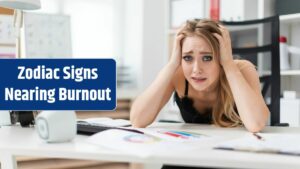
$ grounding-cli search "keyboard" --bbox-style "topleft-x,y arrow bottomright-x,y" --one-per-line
77,121 -> 132,136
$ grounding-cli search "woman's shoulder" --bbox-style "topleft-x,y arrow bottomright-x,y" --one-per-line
234,59 -> 256,71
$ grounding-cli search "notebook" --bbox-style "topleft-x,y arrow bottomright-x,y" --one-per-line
214,133 -> 300,156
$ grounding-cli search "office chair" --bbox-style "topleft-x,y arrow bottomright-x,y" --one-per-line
222,15 -> 287,126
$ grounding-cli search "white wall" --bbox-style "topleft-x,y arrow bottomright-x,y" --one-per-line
62,0 -> 114,58
34,0 -> 62,14
24,0 -> 168,99
121,0 -> 143,89
120,0 -> 167,92
30,0 -> 115,59
139,0 -> 167,90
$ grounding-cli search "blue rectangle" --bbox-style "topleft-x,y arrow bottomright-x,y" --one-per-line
0,59 -> 116,110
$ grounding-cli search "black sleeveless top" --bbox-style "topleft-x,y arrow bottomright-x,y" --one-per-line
174,80 -> 213,124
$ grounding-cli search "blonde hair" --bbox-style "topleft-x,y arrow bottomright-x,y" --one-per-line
179,19 -> 242,127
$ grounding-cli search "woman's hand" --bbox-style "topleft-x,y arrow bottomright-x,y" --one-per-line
169,27 -> 185,68
213,25 -> 234,66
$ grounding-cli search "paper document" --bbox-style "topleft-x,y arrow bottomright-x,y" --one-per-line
77,117 -> 131,127
87,128 -> 212,157
139,128 -> 210,142
215,133 -> 300,156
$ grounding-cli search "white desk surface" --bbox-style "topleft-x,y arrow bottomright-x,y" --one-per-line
1,123 -> 300,169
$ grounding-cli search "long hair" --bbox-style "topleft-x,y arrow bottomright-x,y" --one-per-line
179,19 -> 242,127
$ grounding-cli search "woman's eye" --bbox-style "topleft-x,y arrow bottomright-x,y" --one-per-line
202,55 -> 213,61
183,55 -> 193,61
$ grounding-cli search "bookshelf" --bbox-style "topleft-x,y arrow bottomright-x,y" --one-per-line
279,13 -> 300,95
280,13 -> 300,23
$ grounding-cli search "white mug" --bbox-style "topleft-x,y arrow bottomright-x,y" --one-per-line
0,111 -> 11,126
35,111 -> 77,143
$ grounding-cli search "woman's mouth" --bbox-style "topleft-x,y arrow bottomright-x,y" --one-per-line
191,77 -> 207,83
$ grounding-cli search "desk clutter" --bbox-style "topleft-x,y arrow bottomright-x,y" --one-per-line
36,111 -> 77,143
3,111 -> 300,158
34,113 -> 300,157
83,123 -> 300,157
215,133 -> 300,156
0,110 -> 35,127
86,127 -> 213,157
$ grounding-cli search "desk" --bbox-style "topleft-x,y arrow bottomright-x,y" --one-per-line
1,123 -> 300,169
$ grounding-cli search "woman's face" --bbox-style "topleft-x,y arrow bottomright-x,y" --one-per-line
181,36 -> 221,92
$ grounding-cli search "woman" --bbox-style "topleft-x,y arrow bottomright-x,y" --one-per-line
130,18 -> 269,133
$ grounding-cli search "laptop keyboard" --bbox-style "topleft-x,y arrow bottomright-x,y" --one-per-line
77,121 -> 131,135
77,121 -> 116,135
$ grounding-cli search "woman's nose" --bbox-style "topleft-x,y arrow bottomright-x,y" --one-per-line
192,61 -> 203,74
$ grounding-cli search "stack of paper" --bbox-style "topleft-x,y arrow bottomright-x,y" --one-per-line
86,128 -> 212,157
215,133 -> 300,156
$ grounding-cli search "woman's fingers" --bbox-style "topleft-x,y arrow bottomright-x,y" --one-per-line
213,32 -> 232,64
170,30 -> 185,67
172,33 -> 184,54
174,33 -> 185,56
217,24 -> 230,37
217,25 -> 229,42
214,26 -> 231,48
213,33 -> 223,44
175,34 -> 185,45
177,23 -> 186,33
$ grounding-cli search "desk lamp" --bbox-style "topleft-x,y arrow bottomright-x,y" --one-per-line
0,0 -> 41,126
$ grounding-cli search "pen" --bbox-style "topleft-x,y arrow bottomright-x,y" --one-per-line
253,133 -> 265,141
115,127 -> 144,134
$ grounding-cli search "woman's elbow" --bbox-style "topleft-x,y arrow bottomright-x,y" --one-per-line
245,115 -> 268,132
246,108 -> 269,133
245,122 -> 266,133
130,109 -> 148,128
130,119 -> 148,128
130,101 -> 158,128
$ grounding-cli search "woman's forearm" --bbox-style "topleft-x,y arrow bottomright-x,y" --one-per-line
130,62 -> 178,127
222,61 -> 270,132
